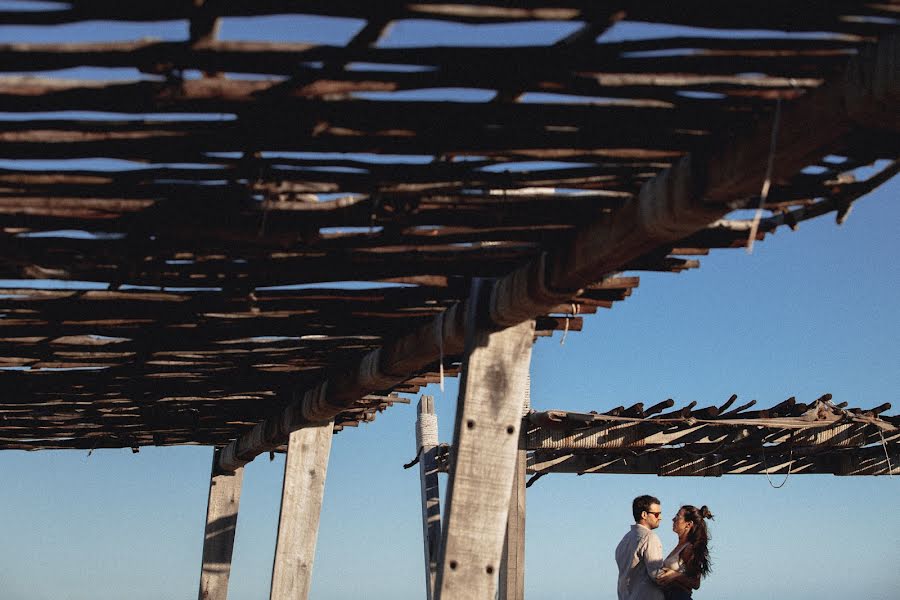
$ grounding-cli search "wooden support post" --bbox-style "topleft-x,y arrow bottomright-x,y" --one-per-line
198,449 -> 244,600
417,395 -> 443,600
435,317 -> 535,600
499,376 -> 530,600
269,421 -> 334,600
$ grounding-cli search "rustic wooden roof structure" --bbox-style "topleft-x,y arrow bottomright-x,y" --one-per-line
0,2 -> 898,470
420,394 -> 900,478
525,394 -> 899,477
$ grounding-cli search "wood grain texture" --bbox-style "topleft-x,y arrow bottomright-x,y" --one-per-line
498,438 -> 526,600
269,422 -> 334,600
435,318 -> 535,600
198,450 -> 244,600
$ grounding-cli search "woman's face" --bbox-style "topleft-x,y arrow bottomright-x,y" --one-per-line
672,509 -> 692,537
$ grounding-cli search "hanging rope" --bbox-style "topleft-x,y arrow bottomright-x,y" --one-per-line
560,303 -> 578,346
746,97 -> 783,254
761,431 -> 794,488
876,426 -> 895,479
438,312 -> 445,392
683,439 -> 726,457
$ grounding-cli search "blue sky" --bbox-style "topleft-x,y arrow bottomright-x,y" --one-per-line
1,179 -> 897,600
0,8 -> 898,600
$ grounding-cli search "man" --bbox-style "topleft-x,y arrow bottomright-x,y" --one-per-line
615,494 -> 665,600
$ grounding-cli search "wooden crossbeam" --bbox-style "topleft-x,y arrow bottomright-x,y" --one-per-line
0,1 -> 893,31
528,445 -> 900,477
0,36 -> 865,75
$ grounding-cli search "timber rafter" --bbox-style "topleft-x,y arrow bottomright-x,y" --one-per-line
0,2 -> 896,460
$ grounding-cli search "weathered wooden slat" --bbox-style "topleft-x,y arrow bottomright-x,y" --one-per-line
0,103 -> 716,161
0,36 -> 864,75
435,318 -> 535,600
0,1 -> 892,31
0,195 -> 628,244
0,244 -> 539,288
0,160 -> 651,197
498,379 -> 529,600
198,448 -> 244,600
269,421 -> 334,600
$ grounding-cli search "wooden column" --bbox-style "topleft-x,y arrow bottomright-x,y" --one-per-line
499,376 -> 530,600
269,421 -> 334,600
417,395 -> 443,600
435,318 -> 535,600
198,449 -> 244,600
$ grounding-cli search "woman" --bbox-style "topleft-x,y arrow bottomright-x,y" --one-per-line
656,505 -> 713,599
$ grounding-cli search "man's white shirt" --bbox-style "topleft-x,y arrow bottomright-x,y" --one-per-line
615,524 -> 665,600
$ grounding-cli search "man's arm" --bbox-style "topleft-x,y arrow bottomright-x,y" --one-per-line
643,534 -> 664,579
657,568 -> 701,590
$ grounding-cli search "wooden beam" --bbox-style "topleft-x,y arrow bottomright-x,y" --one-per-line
0,1 -> 892,31
417,395 -> 442,600
269,421 -> 334,600
435,317 -> 535,600
0,36 -> 863,75
499,375 -> 530,600
528,445 -> 900,477
198,449 -> 244,600
216,32 -> 899,473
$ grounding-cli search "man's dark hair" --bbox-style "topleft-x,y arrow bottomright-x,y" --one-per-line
632,495 -> 660,522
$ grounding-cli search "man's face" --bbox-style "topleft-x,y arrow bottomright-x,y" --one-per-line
643,503 -> 663,529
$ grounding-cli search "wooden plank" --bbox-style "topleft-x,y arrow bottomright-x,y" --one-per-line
269,421 -> 334,600
198,449 -> 244,600
0,1 -> 891,30
417,395 -> 442,600
435,318 -> 535,600
498,431 -> 527,600
0,35 -> 863,75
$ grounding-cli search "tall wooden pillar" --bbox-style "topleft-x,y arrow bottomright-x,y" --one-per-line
499,375 -> 530,600
269,421 -> 335,600
435,318 -> 535,600
199,449 -> 244,600
417,395 -> 443,600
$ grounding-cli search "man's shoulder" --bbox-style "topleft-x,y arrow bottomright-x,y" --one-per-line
634,526 -> 661,546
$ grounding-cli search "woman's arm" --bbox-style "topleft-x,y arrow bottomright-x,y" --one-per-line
656,569 -> 700,590
656,545 -> 702,590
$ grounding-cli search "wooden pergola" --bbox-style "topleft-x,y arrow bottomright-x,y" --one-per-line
0,2 -> 897,599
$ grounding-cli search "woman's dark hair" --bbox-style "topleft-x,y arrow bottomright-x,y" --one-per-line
680,505 -> 714,578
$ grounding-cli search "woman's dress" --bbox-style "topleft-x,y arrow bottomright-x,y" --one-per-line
662,542 -> 694,600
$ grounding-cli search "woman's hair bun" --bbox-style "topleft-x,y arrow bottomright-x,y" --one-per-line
699,505 -> 714,520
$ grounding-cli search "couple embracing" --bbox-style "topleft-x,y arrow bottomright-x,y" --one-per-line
615,495 -> 714,600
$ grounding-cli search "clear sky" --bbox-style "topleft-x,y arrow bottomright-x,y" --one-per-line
0,8 -> 898,600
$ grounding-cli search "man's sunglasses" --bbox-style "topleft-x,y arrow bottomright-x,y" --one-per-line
646,511 -> 662,518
